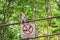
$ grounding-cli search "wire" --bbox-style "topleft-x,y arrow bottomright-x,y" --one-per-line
24,32 -> 60,39
0,16 -> 60,27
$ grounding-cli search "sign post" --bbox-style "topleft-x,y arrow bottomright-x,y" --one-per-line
20,12 -> 35,40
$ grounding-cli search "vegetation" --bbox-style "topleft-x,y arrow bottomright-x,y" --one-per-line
0,0 -> 60,40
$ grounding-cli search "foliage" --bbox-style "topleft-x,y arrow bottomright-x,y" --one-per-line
0,0 -> 60,40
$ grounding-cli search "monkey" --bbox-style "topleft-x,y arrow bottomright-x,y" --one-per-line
20,12 -> 26,24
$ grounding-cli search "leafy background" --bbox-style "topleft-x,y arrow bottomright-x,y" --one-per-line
0,0 -> 60,40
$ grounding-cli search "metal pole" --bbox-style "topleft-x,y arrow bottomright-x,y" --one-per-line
45,0 -> 50,40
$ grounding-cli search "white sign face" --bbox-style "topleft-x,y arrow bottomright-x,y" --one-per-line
21,23 -> 35,39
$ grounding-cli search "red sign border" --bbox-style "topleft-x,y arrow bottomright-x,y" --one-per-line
22,23 -> 33,34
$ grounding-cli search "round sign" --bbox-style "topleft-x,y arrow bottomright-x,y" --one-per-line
22,23 -> 33,34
